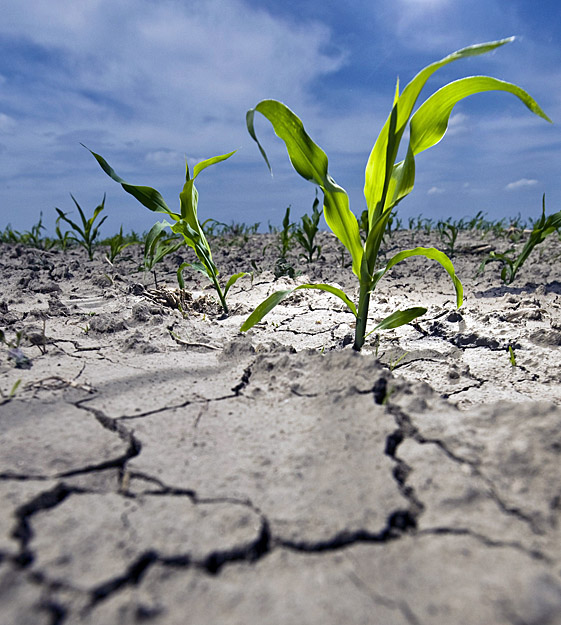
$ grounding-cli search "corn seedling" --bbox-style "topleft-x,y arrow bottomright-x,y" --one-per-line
0,224 -> 21,244
478,194 -> 561,284
54,213 -> 73,251
295,192 -> 322,262
263,205 -> 298,277
508,345 -> 517,367
275,206 -> 295,258
274,256 -> 299,279
105,226 -> 135,263
465,211 -> 486,231
389,351 -> 409,371
20,213 -> 55,250
55,194 -> 108,260
85,146 -> 246,315
437,220 -> 459,256
242,38 -> 550,350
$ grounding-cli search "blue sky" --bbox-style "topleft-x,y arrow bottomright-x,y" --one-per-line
1,0 -> 560,236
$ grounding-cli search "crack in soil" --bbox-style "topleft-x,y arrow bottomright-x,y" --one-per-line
415,435 -> 540,531
344,566 -> 423,625
418,527 -> 551,563
381,398 -> 552,565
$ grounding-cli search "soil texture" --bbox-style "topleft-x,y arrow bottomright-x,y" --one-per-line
1,229 -> 561,624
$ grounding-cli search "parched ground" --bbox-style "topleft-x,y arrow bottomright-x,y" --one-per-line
1,229 -> 561,624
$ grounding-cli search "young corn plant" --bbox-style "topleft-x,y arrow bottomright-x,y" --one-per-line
85,146 -> 246,315
105,226 -> 135,263
437,220 -> 459,257
21,213 -> 55,250
477,194 -> 561,284
295,192 -> 323,262
276,206 -> 296,258
54,213 -> 73,251
242,37 -> 551,351
55,194 -> 108,260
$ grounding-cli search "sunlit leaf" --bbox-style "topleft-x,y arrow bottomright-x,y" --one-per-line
372,307 -> 427,331
240,282 -> 356,332
373,246 -> 463,308
364,38 -> 514,218
247,100 -> 363,276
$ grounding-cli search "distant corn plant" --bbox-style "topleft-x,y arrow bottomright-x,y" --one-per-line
295,192 -> 323,262
56,194 -> 108,260
241,37 -> 551,350
85,146 -> 247,315
477,194 -> 561,284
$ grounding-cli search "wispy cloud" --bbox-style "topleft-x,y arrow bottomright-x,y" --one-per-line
505,178 -> 538,191
427,186 -> 445,195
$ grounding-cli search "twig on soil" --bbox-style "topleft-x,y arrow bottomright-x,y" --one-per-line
169,330 -> 221,351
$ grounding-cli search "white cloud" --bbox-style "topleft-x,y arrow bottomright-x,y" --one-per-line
427,186 -> 445,195
505,178 -> 538,191
145,150 -> 184,167
446,113 -> 469,136
0,0 -> 347,152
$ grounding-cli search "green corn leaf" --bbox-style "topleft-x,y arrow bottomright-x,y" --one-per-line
179,153 -> 234,250
224,272 -> 250,298
298,284 -> 357,316
177,261 -> 210,289
179,175 -> 200,228
247,100 -> 363,276
91,194 -> 107,225
509,196 -> 561,280
372,307 -> 428,331
387,76 -> 552,210
193,151 -> 236,179
410,76 -> 551,155
71,194 -> 89,232
82,143 -> 126,183
84,145 -> 172,216
172,219 -> 217,276
373,246 -> 463,308
240,289 -> 294,332
240,282 -> 356,332
364,37 -> 514,218
144,220 -> 171,256
57,205 -> 84,238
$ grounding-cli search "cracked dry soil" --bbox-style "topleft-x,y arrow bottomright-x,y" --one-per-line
1,229 -> 561,624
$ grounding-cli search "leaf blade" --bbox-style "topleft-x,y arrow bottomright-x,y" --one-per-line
373,246 -> 463,308
240,289 -> 294,332
363,37 -> 515,217
372,307 -> 427,331
247,100 -> 363,276
192,150 -> 236,180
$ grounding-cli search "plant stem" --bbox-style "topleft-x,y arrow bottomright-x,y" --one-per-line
353,280 -> 371,351
210,273 -> 229,315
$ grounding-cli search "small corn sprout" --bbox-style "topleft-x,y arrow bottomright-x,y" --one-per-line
295,192 -> 323,262
242,38 -> 551,350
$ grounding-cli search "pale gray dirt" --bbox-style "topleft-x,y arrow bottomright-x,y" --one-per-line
1,229 -> 561,624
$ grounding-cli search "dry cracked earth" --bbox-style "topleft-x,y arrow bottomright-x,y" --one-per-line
1,229 -> 561,624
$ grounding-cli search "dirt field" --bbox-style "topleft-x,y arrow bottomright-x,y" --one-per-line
1,229 -> 561,624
